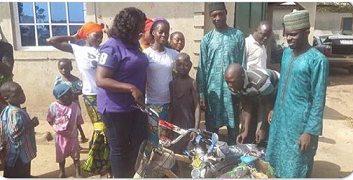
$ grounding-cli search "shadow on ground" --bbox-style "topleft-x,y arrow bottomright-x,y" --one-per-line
324,106 -> 352,121
318,136 -> 336,144
312,160 -> 352,178
37,160 -> 96,178
327,67 -> 353,87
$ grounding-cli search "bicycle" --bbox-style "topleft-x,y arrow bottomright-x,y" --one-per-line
132,101 -> 193,178
132,101 -> 262,178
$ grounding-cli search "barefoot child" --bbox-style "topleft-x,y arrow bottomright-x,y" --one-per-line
0,81 -> 38,178
55,58 -> 87,143
169,53 -> 201,177
46,83 -> 83,178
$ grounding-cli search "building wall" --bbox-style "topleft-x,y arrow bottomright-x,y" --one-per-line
314,12 -> 353,34
272,8 -> 353,44
1,2 -> 239,120
2,2 -> 349,120
92,2 -> 200,77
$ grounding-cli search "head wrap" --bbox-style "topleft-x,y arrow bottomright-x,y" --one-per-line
53,83 -> 71,99
76,21 -> 103,38
283,10 -> 310,31
144,18 -> 153,33
153,16 -> 170,25
209,2 -> 226,13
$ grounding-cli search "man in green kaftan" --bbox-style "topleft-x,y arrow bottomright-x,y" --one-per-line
265,10 -> 329,178
196,2 -> 245,145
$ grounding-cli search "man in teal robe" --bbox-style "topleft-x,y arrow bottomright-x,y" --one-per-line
265,10 -> 329,178
196,2 -> 245,145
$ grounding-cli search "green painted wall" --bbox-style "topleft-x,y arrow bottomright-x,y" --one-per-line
235,2 -> 267,37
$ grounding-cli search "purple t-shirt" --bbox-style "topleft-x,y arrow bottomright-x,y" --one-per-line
97,37 -> 149,113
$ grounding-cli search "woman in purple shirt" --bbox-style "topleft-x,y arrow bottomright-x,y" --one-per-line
95,7 -> 148,178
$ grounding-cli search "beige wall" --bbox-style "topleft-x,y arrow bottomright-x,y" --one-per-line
272,7 -> 352,45
0,2 -> 217,120
92,2 -> 202,77
314,12 -> 353,34
12,59 -> 85,120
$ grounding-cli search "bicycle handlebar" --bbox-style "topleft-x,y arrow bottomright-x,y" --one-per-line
170,128 -> 198,145
132,100 -> 217,150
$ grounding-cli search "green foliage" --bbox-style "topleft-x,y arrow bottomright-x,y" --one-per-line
317,2 -> 353,13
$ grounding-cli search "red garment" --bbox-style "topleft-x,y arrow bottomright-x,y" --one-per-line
144,18 -> 153,32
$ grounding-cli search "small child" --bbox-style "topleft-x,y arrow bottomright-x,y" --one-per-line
169,53 -> 200,177
169,31 -> 185,80
169,31 -> 185,52
0,81 -> 39,178
46,83 -> 84,178
55,58 -> 87,143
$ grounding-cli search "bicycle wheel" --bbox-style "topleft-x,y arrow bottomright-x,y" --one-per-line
205,163 -> 237,178
135,140 -> 148,172
204,155 -> 241,178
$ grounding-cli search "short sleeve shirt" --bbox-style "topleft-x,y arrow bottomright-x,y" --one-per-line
241,68 -> 280,98
46,102 -> 83,137
97,37 -> 149,113
245,35 -> 267,70
143,47 -> 179,104
71,44 -> 100,95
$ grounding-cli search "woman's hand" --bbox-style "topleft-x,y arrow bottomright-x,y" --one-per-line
130,86 -> 143,102
72,33 -> 82,41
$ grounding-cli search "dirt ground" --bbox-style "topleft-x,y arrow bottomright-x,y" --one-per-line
1,67 -> 353,178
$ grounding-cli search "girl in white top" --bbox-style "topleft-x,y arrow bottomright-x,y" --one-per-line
46,22 -> 103,96
143,19 -> 179,120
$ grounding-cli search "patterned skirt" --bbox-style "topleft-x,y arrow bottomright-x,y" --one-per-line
81,95 -> 110,175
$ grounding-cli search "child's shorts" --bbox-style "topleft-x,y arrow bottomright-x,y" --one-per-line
55,134 -> 80,163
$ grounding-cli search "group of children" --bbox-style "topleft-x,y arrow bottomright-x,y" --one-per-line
0,17 -> 201,178
0,59 -> 86,178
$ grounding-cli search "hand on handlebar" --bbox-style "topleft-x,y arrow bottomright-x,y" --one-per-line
190,132 -> 197,141
131,86 -> 144,105
255,129 -> 266,144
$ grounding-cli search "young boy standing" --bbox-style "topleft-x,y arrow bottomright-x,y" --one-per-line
0,81 -> 38,178
169,53 -> 200,177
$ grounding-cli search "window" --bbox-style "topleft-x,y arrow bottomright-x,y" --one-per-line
13,2 -> 85,49
341,17 -> 352,35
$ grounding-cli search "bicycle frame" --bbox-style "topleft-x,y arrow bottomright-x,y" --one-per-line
133,102 -> 225,178
132,103 -> 193,178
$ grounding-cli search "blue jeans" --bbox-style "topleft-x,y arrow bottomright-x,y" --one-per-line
101,110 -> 147,178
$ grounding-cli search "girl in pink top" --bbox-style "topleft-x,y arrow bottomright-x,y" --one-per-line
46,83 -> 83,178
